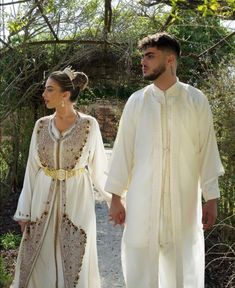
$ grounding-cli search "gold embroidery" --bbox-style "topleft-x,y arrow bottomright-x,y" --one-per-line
37,118 -> 55,168
61,119 -> 90,170
19,215 -> 47,288
18,181 -> 55,288
60,214 -> 87,288
37,117 -> 90,171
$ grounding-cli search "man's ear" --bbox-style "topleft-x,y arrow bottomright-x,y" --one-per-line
167,54 -> 175,66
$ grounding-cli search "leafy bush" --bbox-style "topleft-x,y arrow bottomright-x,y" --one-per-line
0,233 -> 21,250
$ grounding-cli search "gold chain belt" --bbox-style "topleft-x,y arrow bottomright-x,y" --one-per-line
42,167 -> 85,181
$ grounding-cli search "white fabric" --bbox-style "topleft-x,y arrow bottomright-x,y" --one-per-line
105,80 -> 224,288
12,113 -> 108,288
123,240 -> 205,288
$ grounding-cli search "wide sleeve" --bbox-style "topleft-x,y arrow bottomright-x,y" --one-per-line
105,95 -> 138,197
14,122 -> 40,221
198,95 -> 224,201
88,118 -> 111,203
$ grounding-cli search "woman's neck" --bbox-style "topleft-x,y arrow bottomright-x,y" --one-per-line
55,105 -> 77,120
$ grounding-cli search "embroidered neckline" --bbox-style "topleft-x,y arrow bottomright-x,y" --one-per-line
49,111 -> 81,141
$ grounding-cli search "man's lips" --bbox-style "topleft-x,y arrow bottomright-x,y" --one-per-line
142,67 -> 148,73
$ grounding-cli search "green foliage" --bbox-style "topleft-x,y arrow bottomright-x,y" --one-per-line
140,0 -> 235,19
202,60 -> 235,222
0,233 -> 21,250
168,11 -> 234,84
0,257 -> 12,288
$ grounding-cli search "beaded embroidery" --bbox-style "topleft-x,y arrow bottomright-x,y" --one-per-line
18,180 -> 55,288
61,213 -> 87,288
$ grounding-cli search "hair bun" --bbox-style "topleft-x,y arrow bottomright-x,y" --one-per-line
73,72 -> 88,91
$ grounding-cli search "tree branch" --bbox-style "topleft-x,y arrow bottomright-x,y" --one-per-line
139,0 -> 235,19
104,0 -> 112,34
198,31 -> 235,58
0,38 -> 13,50
160,7 -> 176,31
25,39 -> 117,46
35,0 -> 59,41
0,0 -> 31,6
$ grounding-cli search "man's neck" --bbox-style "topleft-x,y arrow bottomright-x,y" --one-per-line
153,75 -> 177,92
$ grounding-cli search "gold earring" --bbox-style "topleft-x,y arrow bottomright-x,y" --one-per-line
61,100 -> 65,107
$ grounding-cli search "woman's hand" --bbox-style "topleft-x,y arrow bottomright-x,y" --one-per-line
18,221 -> 29,233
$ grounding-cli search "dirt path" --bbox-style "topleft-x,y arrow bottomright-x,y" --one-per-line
96,202 -> 125,288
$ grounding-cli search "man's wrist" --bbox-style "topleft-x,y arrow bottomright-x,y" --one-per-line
112,194 -> 121,201
206,198 -> 218,203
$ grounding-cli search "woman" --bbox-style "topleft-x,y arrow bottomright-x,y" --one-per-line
11,67 -> 109,288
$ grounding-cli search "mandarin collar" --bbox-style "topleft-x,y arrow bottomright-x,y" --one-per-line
152,77 -> 180,97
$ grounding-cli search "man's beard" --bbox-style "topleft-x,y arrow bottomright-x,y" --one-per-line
143,64 -> 166,81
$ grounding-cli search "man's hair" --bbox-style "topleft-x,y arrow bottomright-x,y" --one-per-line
138,32 -> 181,58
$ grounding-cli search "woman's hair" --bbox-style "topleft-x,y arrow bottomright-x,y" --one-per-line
138,32 -> 181,58
49,67 -> 88,102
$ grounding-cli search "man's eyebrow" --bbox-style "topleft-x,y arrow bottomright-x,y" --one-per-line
141,52 -> 155,57
143,52 -> 155,57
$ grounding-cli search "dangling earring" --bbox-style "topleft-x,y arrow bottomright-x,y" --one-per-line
61,100 -> 65,108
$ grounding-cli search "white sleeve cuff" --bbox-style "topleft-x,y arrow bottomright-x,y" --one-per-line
202,178 -> 220,201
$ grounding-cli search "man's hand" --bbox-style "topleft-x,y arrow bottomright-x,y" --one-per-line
109,194 -> 126,225
202,199 -> 218,230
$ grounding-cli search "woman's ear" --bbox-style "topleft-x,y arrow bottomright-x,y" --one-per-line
63,91 -> 71,101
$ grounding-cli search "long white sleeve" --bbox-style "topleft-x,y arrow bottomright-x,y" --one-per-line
105,95 -> 138,197
88,119 -> 111,203
198,95 -> 224,201
14,122 -> 40,221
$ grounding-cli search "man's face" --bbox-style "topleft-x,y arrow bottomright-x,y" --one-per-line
141,47 -> 168,81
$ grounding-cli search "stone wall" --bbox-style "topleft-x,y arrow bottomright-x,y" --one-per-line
79,99 -> 125,145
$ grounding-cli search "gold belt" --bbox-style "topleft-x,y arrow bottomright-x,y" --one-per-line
42,167 -> 85,181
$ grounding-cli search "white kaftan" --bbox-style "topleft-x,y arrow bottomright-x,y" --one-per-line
105,80 -> 224,288
12,112 -> 108,288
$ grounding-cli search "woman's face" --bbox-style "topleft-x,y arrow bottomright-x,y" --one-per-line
42,78 -> 66,109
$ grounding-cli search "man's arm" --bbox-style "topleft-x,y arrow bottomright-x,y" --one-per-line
197,94 -> 224,229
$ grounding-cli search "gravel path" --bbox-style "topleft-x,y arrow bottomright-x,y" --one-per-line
96,201 -> 125,288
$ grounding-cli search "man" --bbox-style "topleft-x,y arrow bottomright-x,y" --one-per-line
105,33 -> 224,288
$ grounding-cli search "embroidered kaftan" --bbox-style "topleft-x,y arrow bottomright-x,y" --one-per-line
12,112 -> 108,288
